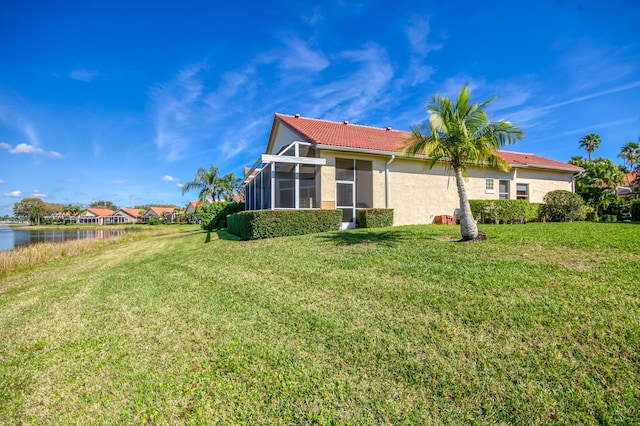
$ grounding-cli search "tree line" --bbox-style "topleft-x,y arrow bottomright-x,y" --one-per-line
571,133 -> 639,219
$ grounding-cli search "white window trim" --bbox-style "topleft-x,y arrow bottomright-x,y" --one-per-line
485,177 -> 495,194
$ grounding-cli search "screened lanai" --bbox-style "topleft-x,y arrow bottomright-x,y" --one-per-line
244,141 -> 326,211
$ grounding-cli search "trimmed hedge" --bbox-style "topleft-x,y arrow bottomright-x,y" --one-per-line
227,209 -> 342,240
199,202 -> 245,231
357,209 -> 394,228
469,200 -> 543,224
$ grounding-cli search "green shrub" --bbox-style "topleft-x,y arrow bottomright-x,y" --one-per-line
198,202 -> 245,231
357,209 -> 394,228
603,198 -> 632,221
544,190 -> 585,222
601,214 -> 617,222
583,205 -> 598,222
469,200 -> 543,224
148,217 -> 161,226
632,199 -> 640,221
227,209 -> 342,240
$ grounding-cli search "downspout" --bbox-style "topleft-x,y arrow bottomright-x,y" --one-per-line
572,170 -> 584,192
385,155 -> 395,209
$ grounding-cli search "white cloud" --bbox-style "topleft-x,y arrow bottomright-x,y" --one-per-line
176,183 -> 183,188
508,81 -> 640,128
151,63 -> 208,162
69,68 -> 98,82
3,190 -> 22,198
0,179 -> 5,184
10,143 -> 44,154
24,124 -> 40,146
305,44 -> 395,122
402,16 -> 441,86
162,175 -> 180,182
278,36 -> 329,72
0,142 -> 64,158
30,190 -> 47,198
301,5 -> 322,25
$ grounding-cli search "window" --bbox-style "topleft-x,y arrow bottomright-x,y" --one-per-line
485,178 -> 495,193
516,183 -> 529,200
499,180 -> 510,200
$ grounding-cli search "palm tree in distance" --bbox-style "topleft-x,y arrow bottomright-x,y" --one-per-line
579,133 -> 601,162
402,84 -> 525,241
181,165 -> 222,203
618,141 -> 640,171
219,172 -> 241,201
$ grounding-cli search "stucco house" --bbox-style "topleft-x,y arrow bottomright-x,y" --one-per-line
141,207 -> 177,223
616,171 -> 639,199
77,208 -> 115,225
106,208 -> 143,224
243,113 -> 583,228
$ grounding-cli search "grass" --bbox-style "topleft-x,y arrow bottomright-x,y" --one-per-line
0,222 -> 638,424
0,225 -> 200,277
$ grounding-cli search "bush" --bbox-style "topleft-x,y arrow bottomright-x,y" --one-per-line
148,217 -> 161,226
227,210 -> 342,240
632,200 -> 640,221
198,202 -> 245,231
543,190 -> 585,222
357,209 -> 394,228
601,214 -> 617,222
469,200 -> 543,224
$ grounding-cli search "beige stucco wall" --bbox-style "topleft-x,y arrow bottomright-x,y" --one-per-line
269,123 -> 308,154
513,168 -> 574,202
318,149 -> 577,226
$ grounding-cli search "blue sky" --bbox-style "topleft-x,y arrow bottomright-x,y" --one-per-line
1,1 -> 639,215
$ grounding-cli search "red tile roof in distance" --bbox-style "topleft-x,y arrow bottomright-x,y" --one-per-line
87,208 -> 115,217
149,207 -> 176,216
275,113 -> 582,172
120,208 -> 143,218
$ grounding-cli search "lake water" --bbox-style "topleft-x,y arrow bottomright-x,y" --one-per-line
0,227 -> 127,251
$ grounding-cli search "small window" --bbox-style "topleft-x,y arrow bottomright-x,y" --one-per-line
516,183 -> 529,200
485,178 -> 495,193
499,180 -> 510,200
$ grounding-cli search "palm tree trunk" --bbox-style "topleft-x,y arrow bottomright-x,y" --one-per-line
454,167 -> 478,241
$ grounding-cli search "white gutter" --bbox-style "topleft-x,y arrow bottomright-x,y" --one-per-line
385,155 -> 395,209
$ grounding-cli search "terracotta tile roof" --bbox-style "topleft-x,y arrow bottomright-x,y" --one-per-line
626,171 -> 639,186
147,207 -> 176,216
86,208 -> 115,217
497,151 -> 583,172
188,201 -> 202,209
118,208 -> 143,218
275,113 -> 583,172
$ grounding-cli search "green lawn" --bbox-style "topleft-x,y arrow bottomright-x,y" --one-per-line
1,222 -> 638,424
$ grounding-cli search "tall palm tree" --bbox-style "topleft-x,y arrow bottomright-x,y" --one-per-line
402,84 -> 525,241
579,133 -> 601,162
218,172 -> 241,201
618,141 -> 640,171
181,165 -> 222,202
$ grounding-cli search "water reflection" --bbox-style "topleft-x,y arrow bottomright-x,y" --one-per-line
0,227 -> 127,251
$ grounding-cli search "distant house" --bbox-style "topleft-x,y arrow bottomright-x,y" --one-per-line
77,208 -> 115,225
243,113 -> 583,228
46,211 -> 79,223
185,200 -> 203,215
617,171 -> 639,199
141,207 -> 177,223
106,208 -> 143,224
